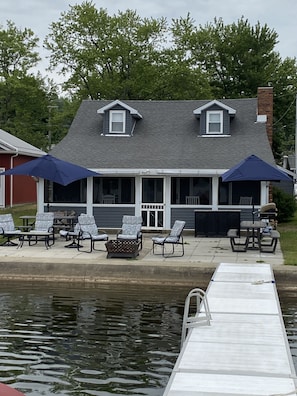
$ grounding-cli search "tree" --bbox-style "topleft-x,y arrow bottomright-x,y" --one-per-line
170,15 -> 297,160
171,16 -> 281,99
269,58 -> 297,161
0,21 -> 64,150
0,20 -> 40,79
44,2 -> 168,100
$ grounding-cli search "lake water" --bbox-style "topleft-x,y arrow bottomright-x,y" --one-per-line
0,282 -> 295,396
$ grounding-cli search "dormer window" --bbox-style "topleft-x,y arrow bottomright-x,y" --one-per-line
207,110 -> 223,134
110,110 -> 125,133
193,100 -> 236,137
98,100 -> 142,137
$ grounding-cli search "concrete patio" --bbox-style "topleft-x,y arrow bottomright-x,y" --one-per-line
0,232 -> 294,290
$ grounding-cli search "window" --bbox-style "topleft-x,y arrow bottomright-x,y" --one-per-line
109,110 -> 125,133
45,180 -> 87,203
171,177 -> 211,205
219,179 -> 260,205
93,177 -> 135,204
207,110 -> 223,134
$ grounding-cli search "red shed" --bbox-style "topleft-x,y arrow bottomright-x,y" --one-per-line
0,129 -> 45,207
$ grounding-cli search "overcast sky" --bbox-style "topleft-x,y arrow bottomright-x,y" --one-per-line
1,0 -> 296,84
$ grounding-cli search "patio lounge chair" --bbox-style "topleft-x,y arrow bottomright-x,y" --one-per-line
0,214 -> 22,246
77,214 -> 108,253
116,215 -> 143,250
152,220 -> 186,257
22,212 -> 55,247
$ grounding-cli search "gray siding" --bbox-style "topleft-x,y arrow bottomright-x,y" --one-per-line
171,208 -> 196,229
93,207 -> 135,228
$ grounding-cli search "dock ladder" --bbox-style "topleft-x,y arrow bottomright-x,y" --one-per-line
181,288 -> 211,348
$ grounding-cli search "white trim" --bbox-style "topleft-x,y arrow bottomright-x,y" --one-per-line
200,135 -> 230,138
109,110 -> 126,133
93,168 -> 228,176
193,100 -> 236,115
206,110 -> 223,134
97,99 -> 142,118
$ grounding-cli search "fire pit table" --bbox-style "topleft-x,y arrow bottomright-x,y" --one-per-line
105,240 -> 140,258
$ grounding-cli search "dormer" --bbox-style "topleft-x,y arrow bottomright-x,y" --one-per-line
97,100 -> 142,136
193,100 -> 236,136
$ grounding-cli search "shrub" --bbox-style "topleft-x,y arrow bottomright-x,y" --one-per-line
272,187 -> 297,223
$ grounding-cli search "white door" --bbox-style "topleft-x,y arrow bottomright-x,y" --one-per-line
141,177 -> 165,230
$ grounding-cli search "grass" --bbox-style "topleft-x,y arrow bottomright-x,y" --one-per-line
0,204 -> 37,227
277,212 -> 297,265
1,203 -> 297,265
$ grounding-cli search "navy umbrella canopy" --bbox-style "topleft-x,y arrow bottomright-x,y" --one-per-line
222,154 -> 292,182
0,154 -> 99,185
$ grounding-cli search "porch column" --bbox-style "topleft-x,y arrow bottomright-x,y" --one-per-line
135,175 -> 141,215
261,181 -> 269,206
212,176 -> 219,210
164,176 -> 171,229
86,177 -> 93,215
38,179 -> 44,212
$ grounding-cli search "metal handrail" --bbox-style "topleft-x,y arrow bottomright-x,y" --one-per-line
181,288 -> 211,348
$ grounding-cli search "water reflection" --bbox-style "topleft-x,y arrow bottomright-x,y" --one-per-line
0,283 -> 190,396
0,283 -> 295,396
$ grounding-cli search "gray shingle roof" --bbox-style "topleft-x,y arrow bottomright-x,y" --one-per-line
50,98 -> 275,171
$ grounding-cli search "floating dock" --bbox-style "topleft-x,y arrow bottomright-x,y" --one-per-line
163,262 -> 297,396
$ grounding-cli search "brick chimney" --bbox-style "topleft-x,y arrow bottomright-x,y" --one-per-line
257,87 -> 273,146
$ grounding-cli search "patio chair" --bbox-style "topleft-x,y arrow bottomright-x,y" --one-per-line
239,196 -> 253,205
77,214 -> 109,253
0,214 -> 22,246
25,212 -> 55,247
102,194 -> 115,204
116,215 -> 143,250
152,220 -> 186,257
186,196 -> 200,205
59,223 -> 82,248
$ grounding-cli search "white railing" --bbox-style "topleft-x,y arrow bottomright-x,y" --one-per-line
141,203 -> 164,228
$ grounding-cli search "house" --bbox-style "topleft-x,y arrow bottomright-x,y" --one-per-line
0,129 -> 45,207
48,87 -> 279,231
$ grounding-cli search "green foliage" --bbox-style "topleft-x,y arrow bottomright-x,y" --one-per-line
44,3 -> 168,100
277,210 -> 297,265
171,16 -> 280,98
0,20 -> 40,78
273,187 -> 297,223
271,58 -> 297,161
1,5 -> 297,157
0,204 -> 36,227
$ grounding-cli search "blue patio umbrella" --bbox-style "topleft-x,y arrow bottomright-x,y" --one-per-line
0,154 -> 99,185
221,154 -> 292,182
